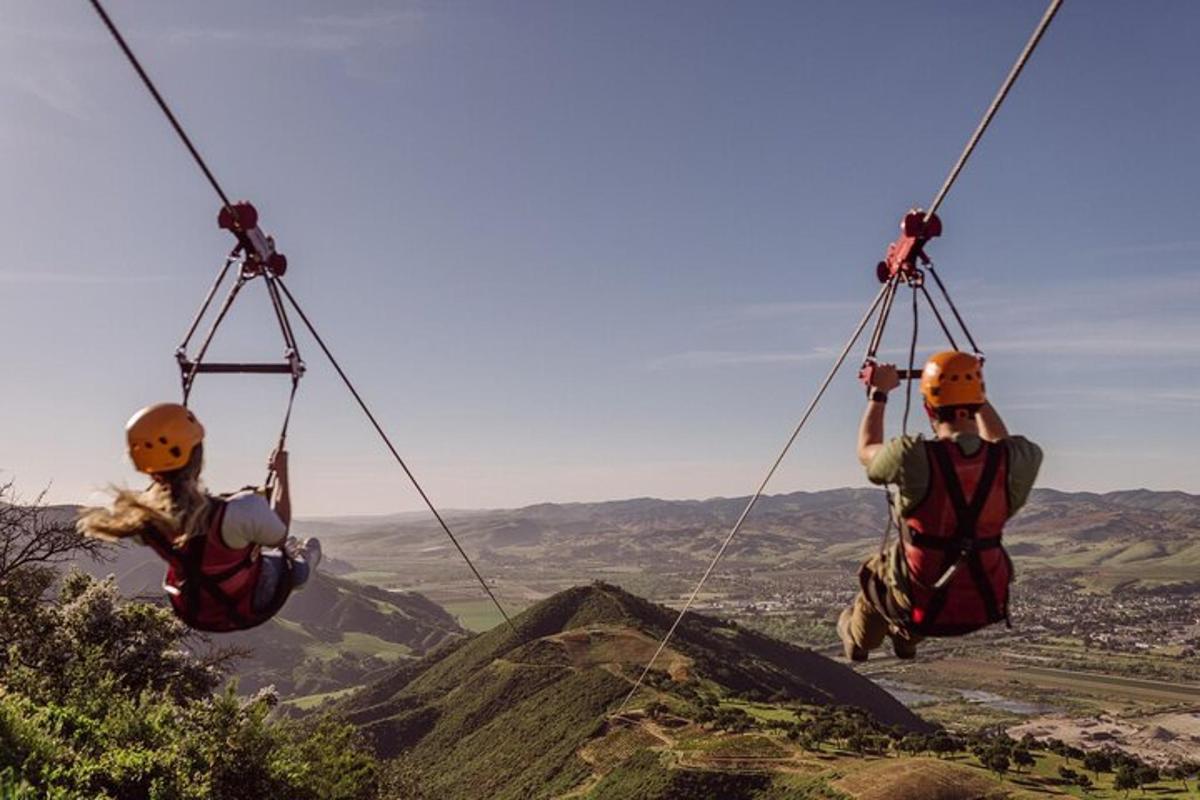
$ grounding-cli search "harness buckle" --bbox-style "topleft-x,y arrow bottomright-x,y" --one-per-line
932,557 -> 964,590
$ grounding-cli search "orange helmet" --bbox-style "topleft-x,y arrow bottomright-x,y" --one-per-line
920,351 -> 986,408
126,403 -> 205,474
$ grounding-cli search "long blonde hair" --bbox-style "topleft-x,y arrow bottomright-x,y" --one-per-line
78,445 -> 212,547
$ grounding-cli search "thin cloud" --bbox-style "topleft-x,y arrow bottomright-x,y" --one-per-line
735,299 -> 867,319
1007,387 -> 1200,412
1085,240 -> 1200,258
0,271 -> 170,285
646,349 -> 836,371
987,334 -> 1200,358
163,9 -> 425,54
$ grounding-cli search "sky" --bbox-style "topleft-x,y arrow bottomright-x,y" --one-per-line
1,1 -> 1197,516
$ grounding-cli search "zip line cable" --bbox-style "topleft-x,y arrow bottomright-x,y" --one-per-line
617,0 -> 1063,714
87,0 -> 516,635
614,280 -> 892,715
87,0 -> 233,211
275,279 -> 517,634
925,0 -> 1064,221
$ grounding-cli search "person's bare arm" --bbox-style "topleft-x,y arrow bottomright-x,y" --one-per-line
976,402 -> 1009,442
269,449 -> 292,534
857,364 -> 899,466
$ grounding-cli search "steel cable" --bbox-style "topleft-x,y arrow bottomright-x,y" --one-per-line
88,0 -> 234,211
276,279 -> 517,635
614,281 -> 892,715
925,0 -> 1064,221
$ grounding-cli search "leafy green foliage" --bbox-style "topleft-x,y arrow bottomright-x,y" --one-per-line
587,751 -> 772,800
0,572 -> 381,799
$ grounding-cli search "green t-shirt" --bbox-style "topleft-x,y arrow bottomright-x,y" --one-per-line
866,432 -> 1043,517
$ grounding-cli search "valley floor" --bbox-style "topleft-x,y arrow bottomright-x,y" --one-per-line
572,710 -> 1198,799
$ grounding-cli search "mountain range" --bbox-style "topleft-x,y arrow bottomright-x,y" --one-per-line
296,487 -> 1200,577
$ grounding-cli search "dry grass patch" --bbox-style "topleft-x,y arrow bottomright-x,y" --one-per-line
833,757 -> 1035,800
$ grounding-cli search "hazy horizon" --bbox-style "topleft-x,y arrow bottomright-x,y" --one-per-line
27,481 -> 1197,522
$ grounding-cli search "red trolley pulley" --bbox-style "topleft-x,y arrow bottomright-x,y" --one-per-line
875,209 -> 942,284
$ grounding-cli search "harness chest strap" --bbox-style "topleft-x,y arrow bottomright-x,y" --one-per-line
909,440 -> 1007,631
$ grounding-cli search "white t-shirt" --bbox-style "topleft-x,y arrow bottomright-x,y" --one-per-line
220,491 -> 287,550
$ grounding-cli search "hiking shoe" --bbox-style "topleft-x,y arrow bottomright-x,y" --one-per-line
837,607 -> 868,663
891,635 -> 918,660
302,537 -> 322,574
283,536 -> 302,560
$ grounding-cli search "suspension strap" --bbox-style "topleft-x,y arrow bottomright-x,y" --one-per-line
858,223 -> 984,395
901,283 -> 918,434
927,264 -> 981,355
917,280 -> 960,352
173,202 -> 307,490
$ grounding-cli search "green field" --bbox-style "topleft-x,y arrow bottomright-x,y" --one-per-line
284,686 -> 359,710
444,598 -> 511,632
338,631 -> 413,660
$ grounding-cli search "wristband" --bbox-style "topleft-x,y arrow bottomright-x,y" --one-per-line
870,390 -> 888,404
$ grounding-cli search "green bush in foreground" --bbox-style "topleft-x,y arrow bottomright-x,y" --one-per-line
0,571 -> 380,800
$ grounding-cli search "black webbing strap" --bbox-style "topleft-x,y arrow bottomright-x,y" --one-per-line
264,376 -> 300,494
908,531 -> 1003,552
182,529 -> 254,629
917,441 -> 1004,630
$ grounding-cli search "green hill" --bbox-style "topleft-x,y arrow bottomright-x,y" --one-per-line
333,582 -> 927,799
227,572 -> 467,695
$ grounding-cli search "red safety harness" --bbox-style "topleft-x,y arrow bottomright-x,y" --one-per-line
898,439 -> 1012,636
140,498 -> 293,633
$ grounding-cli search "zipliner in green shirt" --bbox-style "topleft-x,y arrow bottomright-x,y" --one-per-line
864,432 -> 1043,603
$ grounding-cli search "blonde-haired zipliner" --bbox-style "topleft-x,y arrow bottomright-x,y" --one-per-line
78,445 -> 211,548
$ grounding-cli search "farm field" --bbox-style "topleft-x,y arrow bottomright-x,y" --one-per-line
925,658 -> 1200,706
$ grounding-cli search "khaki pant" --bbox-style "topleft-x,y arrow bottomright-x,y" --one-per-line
840,551 -> 923,657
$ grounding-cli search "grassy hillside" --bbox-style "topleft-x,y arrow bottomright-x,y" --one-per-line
227,572 -> 466,695
333,582 -> 927,799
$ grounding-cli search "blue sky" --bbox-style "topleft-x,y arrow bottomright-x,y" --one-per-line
1,1 -> 1196,515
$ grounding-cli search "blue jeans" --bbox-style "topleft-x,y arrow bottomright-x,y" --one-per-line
253,551 -> 310,612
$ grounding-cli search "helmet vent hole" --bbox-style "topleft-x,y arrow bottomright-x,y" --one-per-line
169,446 -> 182,459
159,436 -> 169,444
